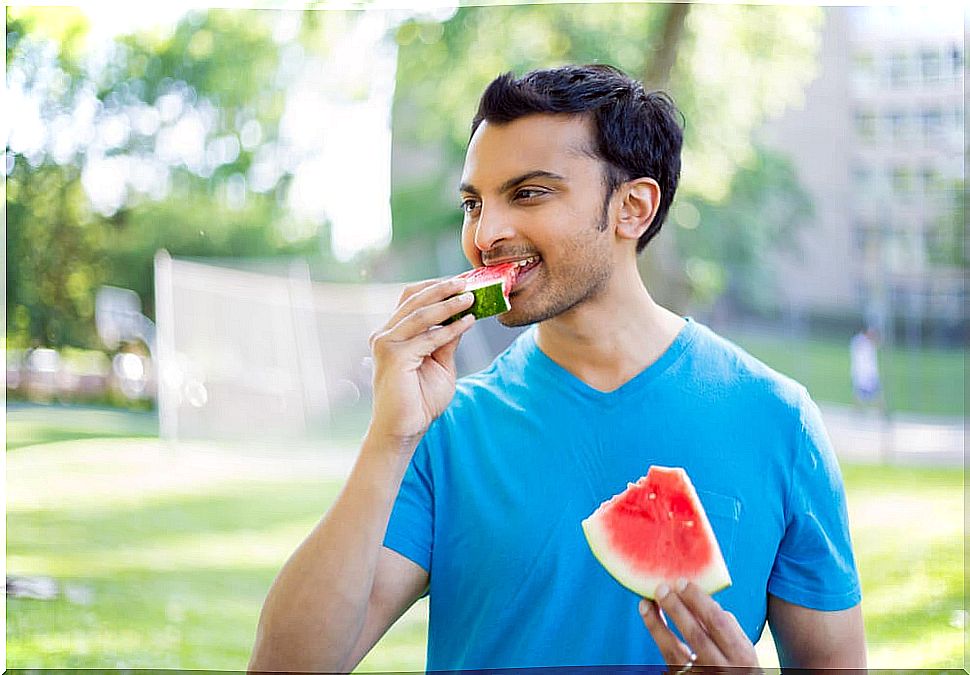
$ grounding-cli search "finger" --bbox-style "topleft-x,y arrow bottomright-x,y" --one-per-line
386,277 -> 466,331
397,277 -> 448,306
420,314 -> 476,356
430,325 -> 466,368
387,291 -> 476,343
655,582 -> 725,665
679,582 -> 752,661
639,598 -> 694,666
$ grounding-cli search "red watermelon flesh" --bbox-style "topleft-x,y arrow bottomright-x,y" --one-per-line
581,466 -> 731,598
454,261 -> 521,298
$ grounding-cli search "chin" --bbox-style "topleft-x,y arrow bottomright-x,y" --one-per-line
497,310 -> 539,328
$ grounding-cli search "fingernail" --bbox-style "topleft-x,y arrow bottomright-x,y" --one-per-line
655,583 -> 670,600
676,577 -> 688,592
638,599 -> 648,615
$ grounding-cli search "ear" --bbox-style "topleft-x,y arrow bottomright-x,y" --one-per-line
614,178 -> 661,243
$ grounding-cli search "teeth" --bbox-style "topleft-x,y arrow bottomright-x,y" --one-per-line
516,256 -> 539,267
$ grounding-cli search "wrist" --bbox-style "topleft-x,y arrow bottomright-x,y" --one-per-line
361,424 -> 423,461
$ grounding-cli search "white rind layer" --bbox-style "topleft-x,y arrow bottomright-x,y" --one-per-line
581,468 -> 732,599
463,277 -> 508,293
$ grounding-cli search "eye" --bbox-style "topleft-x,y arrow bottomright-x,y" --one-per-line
514,187 -> 548,201
460,197 -> 480,213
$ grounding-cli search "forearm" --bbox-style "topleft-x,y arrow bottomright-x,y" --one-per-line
249,432 -> 416,672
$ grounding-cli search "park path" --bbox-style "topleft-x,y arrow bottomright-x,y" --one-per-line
820,403 -> 964,467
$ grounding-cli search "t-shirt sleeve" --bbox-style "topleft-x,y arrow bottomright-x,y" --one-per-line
767,392 -> 862,611
383,434 -> 435,575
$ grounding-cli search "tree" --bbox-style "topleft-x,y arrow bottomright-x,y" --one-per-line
5,8 -> 324,348
387,3 -> 823,308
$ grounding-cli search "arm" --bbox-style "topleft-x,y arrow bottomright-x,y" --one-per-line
767,594 -> 867,668
248,277 -> 476,672
248,436 -> 427,672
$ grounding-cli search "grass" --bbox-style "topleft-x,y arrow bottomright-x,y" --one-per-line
5,403 -> 158,450
722,329 -> 966,417
6,405 -> 965,670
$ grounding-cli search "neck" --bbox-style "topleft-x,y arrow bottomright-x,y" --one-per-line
534,261 -> 686,392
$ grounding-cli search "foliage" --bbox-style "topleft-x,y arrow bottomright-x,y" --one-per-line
389,2 -> 824,304
925,178 -> 967,267
673,147 -> 814,311
6,5 -> 825,349
5,8 -> 321,349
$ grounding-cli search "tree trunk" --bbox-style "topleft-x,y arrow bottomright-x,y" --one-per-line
642,2 -> 691,89
638,2 -> 693,313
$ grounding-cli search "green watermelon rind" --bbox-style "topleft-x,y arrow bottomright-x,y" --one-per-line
581,467 -> 732,600
442,279 -> 510,324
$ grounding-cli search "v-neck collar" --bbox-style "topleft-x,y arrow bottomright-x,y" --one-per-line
519,317 -> 697,404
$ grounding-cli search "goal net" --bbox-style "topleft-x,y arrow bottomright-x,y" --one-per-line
153,251 -> 512,445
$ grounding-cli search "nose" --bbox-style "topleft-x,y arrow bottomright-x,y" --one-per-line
472,204 -> 516,254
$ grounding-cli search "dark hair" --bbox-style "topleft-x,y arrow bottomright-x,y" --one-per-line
470,64 -> 684,253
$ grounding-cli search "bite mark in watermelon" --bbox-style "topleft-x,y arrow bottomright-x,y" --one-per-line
443,261 -> 521,324
581,466 -> 731,599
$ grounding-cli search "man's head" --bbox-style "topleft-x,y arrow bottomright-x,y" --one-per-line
470,64 -> 684,253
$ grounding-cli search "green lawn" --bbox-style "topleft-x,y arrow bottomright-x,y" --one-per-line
7,426 -> 964,670
5,403 -> 158,450
723,330 -> 966,417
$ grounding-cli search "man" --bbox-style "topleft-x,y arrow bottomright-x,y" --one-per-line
249,64 -> 866,672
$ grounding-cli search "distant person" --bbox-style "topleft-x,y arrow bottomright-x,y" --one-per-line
850,326 -> 886,416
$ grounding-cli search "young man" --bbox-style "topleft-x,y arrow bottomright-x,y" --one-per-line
249,65 -> 866,672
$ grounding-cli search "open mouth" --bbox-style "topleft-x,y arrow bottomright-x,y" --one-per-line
511,256 -> 541,293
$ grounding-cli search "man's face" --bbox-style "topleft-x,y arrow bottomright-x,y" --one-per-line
459,113 -> 616,327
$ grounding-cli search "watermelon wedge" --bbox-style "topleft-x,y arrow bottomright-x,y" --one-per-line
443,261 -> 521,324
582,466 -> 731,599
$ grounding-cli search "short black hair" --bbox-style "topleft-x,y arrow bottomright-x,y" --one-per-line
470,64 -> 684,253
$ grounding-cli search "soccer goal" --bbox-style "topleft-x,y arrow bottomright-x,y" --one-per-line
153,251 -> 509,445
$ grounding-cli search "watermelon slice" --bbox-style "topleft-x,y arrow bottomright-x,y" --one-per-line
443,261 -> 521,324
582,466 -> 731,599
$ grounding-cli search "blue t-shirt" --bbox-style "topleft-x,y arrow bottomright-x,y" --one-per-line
383,318 -> 861,670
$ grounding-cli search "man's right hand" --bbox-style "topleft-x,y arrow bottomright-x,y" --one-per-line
366,276 -> 476,450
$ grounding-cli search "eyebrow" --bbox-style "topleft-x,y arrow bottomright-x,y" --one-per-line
459,170 -> 566,196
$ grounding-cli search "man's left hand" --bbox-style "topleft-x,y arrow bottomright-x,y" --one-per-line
639,579 -> 760,669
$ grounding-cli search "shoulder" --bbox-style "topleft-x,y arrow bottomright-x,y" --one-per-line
426,329 -> 534,438
681,320 -> 811,415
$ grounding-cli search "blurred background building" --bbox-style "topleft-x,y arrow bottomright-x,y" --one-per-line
759,5 -> 966,346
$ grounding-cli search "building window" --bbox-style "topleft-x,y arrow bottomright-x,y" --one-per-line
890,51 -> 910,86
921,108 -> 943,139
920,48 -> 941,83
926,218 -> 964,266
951,45 -> 964,78
852,51 -> 876,87
892,166 -> 913,195
854,110 -> 876,140
887,110 -> 908,141
921,166 -> 943,195
853,221 -> 880,256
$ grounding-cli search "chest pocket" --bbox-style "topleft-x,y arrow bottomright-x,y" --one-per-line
696,489 -> 741,568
